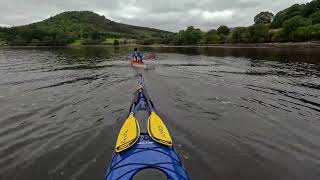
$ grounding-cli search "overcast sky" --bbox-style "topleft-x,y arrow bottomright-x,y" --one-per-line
0,0 -> 311,32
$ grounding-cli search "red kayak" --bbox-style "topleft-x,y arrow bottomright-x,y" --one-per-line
131,61 -> 147,68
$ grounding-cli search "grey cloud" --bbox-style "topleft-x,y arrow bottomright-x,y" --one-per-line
0,0 -> 311,31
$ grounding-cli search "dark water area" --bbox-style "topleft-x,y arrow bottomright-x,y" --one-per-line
0,46 -> 319,180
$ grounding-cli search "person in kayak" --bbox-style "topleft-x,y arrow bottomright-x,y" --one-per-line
131,48 -> 143,63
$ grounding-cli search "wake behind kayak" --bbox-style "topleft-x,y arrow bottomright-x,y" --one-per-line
104,75 -> 189,180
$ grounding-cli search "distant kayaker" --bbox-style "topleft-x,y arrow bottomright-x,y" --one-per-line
131,48 -> 143,63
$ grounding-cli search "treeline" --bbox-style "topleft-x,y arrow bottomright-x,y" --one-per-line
1,0 -> 320,46
271,0 -> 320,42
0,26 -> 75,46
160,0 -> 320,45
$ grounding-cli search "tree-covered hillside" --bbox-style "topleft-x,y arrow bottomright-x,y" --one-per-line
270,0 -> 320,42
164,0 -> 320,45
0,11 -> 172,46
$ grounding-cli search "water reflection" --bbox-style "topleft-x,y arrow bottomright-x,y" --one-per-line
152,46 -> 320,64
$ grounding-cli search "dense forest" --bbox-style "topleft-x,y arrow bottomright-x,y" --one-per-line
0,0 -> 320,46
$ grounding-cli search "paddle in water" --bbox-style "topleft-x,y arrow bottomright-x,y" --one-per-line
147,52 -> 156,60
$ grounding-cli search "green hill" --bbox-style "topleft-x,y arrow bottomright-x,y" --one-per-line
0,11 -> 172,46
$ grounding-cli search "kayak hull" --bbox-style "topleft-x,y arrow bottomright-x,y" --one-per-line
131,62 -> 147,69
105,134 -> 189,180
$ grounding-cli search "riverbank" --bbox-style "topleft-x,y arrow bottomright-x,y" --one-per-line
1,41 -> 320,48
154,41 -> 320,48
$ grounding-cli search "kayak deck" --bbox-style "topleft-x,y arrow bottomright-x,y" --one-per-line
105,75 -> 189,180
106,134 -> 189,180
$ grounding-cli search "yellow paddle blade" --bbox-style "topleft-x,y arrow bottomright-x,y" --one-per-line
147,112 -> 173,146
115,114 -> 140,152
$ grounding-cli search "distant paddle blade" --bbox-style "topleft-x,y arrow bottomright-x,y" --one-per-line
148,112 -> 173,146
147,52 -> 156,60
115,114 -> 140,152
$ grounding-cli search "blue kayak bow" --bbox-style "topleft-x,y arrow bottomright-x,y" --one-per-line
105,75 -> 190,180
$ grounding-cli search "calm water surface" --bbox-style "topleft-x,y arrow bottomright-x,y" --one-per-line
0,46 -> 319,180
